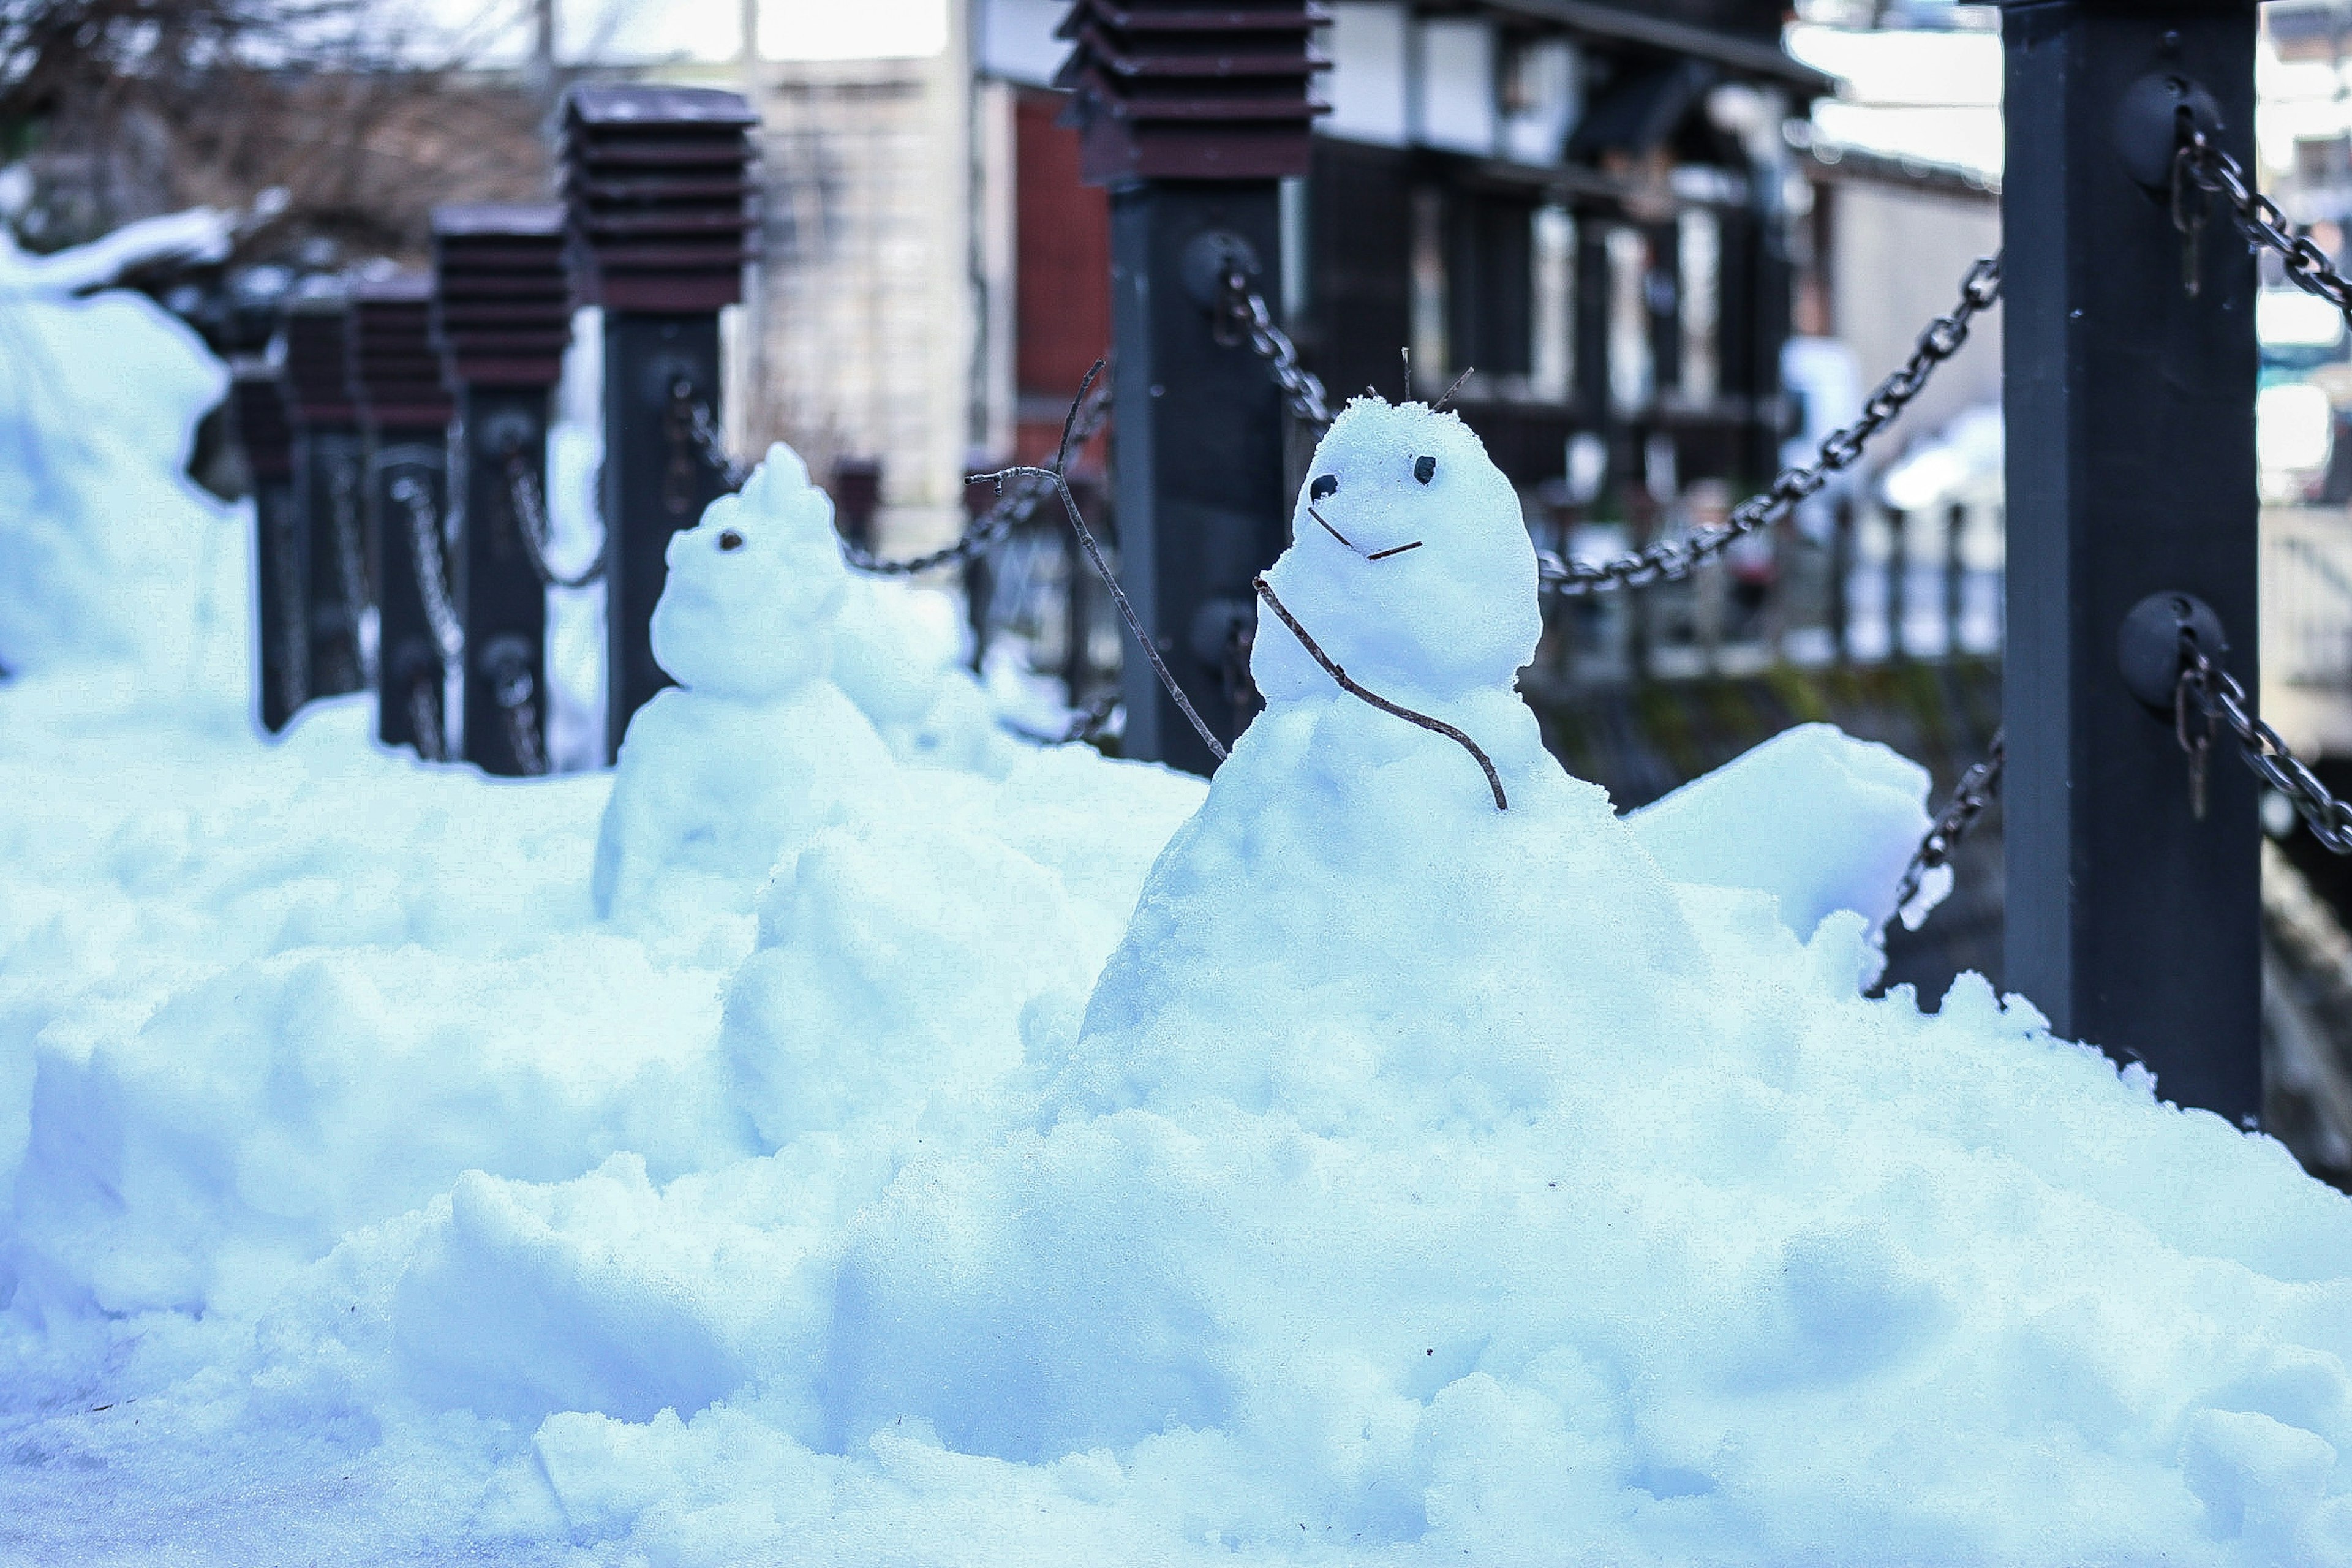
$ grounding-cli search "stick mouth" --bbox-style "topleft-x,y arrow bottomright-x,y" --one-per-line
1309,503 -> 1421,563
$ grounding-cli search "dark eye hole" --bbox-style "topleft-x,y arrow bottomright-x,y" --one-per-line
1413,455 -> 1436,484
1309,473 -> 1338,502
718,530 -> 745,552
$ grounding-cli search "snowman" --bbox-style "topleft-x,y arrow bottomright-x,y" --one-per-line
590,446 -> 899,921
1061,394 -> 1928,1108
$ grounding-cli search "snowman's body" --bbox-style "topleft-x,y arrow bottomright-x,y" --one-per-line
590,447 -> 898,920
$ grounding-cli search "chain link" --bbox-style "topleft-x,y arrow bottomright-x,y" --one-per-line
2176,125 -> 2352,318
328,453 -> 377,682
849,374 -> 1115,576
391,473 -> 465,666
1541,253 -> 2003,596
407,675 -> 445,764
680,389 -> 753,492
1215,266 -> 1333,427
2179,646 -> 2352,854
1890,730 -> 2005,930
489,658 -> 549,777
506,447 -> 605,589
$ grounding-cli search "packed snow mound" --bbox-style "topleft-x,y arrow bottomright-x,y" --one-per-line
6,399 -> 2352,1565
723,744 -> 1208,1152
833,576 -> 1028,778
0,281 -> 234,677
593,445 -> 900,921
824,397 -> 2352,1562
1626,720 -> 1937,938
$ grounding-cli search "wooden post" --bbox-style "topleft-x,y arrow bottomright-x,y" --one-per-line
350,273 -> 457,759
434,203 -> 573,777
1057,0 -> 1324,771
230,363 -> 304,732
282,287 -> 369,703
560,84 -> 759,762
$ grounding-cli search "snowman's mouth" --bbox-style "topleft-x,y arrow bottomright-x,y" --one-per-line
1308,503 -> 1421,562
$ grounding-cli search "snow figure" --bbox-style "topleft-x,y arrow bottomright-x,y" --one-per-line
820,397 -> 2352,1562
831,575 -> 1027,777
590,445 -> 897,922
0,211 -> 238,680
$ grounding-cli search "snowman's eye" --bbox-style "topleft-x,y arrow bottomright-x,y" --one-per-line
718,530 -> 745,552
1413,455 -> 1436,484
1309,473 -> 1338,502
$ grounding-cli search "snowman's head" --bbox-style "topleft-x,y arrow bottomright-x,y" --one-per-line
652,442 -> 850,700
1254,396 -> 1540,704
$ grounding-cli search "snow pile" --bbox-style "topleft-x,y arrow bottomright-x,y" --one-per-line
3,398 -> 2351,1565
0,226 -> 236,680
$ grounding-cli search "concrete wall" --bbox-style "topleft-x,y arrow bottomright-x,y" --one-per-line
1821,175 -> 2002,466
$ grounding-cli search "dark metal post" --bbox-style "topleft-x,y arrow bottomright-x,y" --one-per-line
282,287 -> 369,701
1998,1 -> 2261,1122
350,274 -> 458,759
1887,506 -> 1910,663
1944,500 -> 1967,656
231,363 -> 305,732
434,203 -> 573,777
560,85 -> 758,761
1058,0 -> 1323,772
1575,216 -> 1615,478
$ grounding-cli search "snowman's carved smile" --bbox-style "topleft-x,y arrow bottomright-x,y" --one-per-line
1305,462 -> 1429,563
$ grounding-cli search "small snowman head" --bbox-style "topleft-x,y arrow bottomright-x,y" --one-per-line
1254,396 -> 1540,704
652,443 -> 850,701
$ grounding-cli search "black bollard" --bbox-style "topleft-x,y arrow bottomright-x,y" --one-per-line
232,361 -> 306,732
349,273 -> 459,760
433,203 -> 573,777
1993,0 -> 2261,1122
1056,0 -> 1324,772
560,83 -> 758,762
282,285 -> 371,701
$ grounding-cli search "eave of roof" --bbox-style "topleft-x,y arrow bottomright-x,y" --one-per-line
1465,0 -> 1836,96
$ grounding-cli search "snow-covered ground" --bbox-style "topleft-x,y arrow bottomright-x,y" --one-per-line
4,271 -> 2352,1565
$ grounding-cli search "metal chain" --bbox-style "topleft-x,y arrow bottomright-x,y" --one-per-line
680,390 -> 753,492
2179,646 -> 2352,853
328,454 -> 377,682
1542,252 -> 2003,596
1890,730 -> 2006,929
1216,266 -> 1333,426
1211,256 -> 1996,597
848,372 -> 1115,576
506,448 -> 605,589
391,474 -> 465,666
407,676 -> 445,763
490,659 -> 549,777
2176,124 -> 2352,317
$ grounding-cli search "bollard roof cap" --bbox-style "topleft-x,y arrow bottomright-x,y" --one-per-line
349,268 -> 454,429
559,83 -> 758,312
1053,0 -> 1330,183
432,201 -> 573,390
565,83 -> 761,128
432,202 -> 570,239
